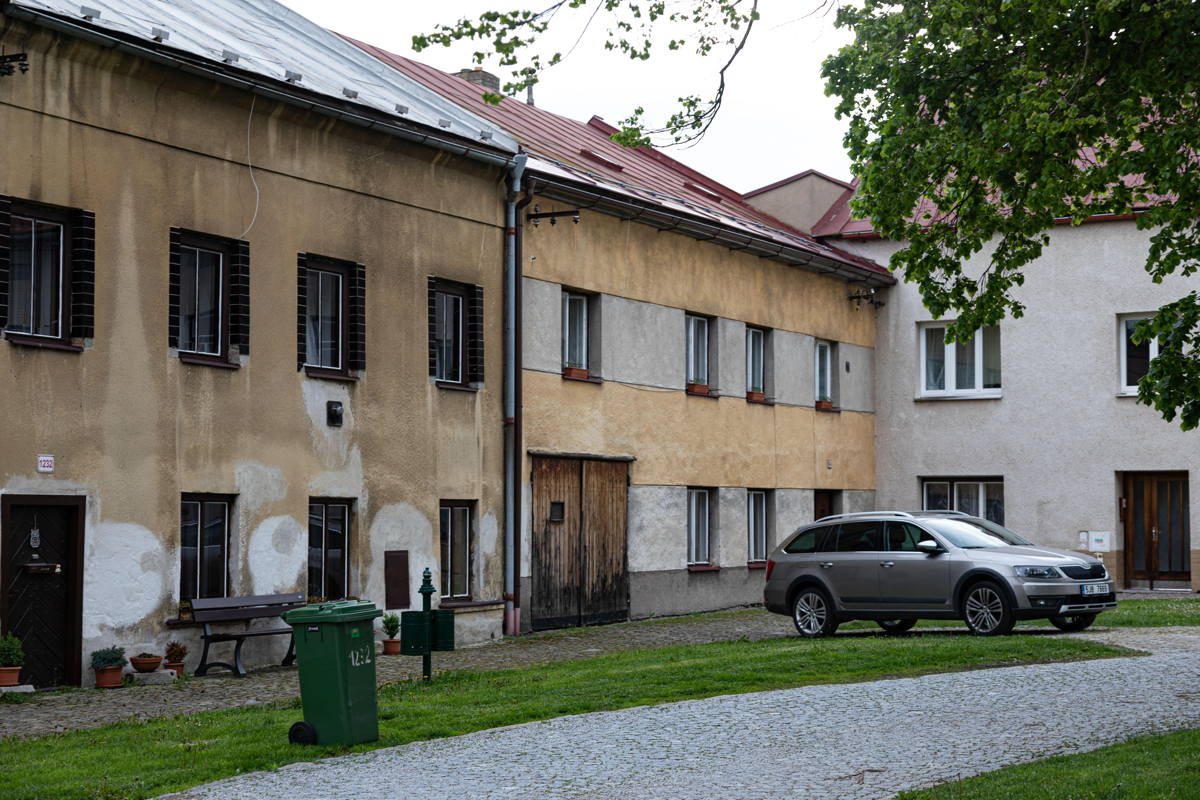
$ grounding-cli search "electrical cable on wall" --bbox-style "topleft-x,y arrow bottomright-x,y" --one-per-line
238,95 -> 261,239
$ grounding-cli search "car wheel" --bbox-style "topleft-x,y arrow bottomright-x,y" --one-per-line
962,581 -> 1015,636
876,619 -> 916,634
1048,613 -> 1097,632
792,587 -> 838,638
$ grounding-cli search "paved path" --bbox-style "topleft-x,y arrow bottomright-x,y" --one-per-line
163,628 -> 1200,800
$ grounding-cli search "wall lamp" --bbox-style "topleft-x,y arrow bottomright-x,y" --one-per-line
527,205 -> 581,227
0,52 -> 30,78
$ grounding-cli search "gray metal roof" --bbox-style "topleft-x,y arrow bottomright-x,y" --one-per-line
7,0 -> 519,153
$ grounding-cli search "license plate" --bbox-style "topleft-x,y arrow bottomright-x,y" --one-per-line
1081,582 -> 1110,596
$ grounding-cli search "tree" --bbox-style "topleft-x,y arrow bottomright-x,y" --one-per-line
421,1 -> 1200,429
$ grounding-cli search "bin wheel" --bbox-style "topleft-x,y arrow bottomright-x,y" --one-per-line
288,721 -> 318,746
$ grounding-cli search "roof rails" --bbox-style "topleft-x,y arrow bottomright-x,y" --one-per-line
812,509 -> 972,524
905,510 -> 970,517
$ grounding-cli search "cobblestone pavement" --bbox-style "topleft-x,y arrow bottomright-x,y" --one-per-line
164,627 -> 1200,800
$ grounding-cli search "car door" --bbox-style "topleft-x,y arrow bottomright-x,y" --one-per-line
878,521 -> 952,609
826,521 -> 884,608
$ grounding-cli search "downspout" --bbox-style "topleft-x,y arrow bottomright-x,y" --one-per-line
504,152 -> 529,636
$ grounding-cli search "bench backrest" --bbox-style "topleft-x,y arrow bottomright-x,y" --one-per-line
191,592 -> 306,624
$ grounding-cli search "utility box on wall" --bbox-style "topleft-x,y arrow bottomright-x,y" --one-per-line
1079,530 -> 1113,552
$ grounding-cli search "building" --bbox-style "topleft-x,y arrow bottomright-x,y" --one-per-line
747,172 -> 1200,592
0,0 -> 521,687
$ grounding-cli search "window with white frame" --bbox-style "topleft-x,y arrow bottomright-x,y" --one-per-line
308,500 -> 350,601
919,323 -> 1001,396
9,212 -> 65,339
305,265 -> 345,370
746,327 -> 765,395
1120,315 -> 1158,394
562,291 -> 589,371
440,501 -> 473,598
180,495 -> 231,601
923,478 -> 1004,524
687,487 -> 712,564
686,315 -> 710,387
747,489 -> 769,562
815,340 -> 833,403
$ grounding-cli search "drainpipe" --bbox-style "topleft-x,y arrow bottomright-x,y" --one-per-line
504,152 -> 529,636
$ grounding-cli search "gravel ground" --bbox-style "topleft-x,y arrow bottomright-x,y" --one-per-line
162,628 -> 1200,800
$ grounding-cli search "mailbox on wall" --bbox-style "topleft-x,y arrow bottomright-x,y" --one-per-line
1078,530 -> 1113,552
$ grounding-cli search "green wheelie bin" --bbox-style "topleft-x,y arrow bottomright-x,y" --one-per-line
281,599 -> 383,746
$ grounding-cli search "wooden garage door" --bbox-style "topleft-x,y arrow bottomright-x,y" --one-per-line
531,457 -> 629,630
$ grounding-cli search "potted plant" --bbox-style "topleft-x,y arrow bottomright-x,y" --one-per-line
130,652 -> 163,673
563,365 -> 589,380
164,641 -> 188,678
381,613 -> 401,655
815,395 -> 834,412
747,386 -> 766,403
91,645 -> 127,689
0,633 -> 24,687
686,382 -> 709,395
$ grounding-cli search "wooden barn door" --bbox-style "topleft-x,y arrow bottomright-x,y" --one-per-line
531,457 -> 629,630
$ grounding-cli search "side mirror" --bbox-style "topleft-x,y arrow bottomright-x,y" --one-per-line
916,539 -> 941,554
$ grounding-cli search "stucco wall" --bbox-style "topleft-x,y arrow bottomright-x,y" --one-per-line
744,174 -> 851,236
839,221 -> 1200,588
0,18 -> 509,678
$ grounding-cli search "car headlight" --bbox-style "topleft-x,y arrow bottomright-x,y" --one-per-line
1014,565 -> 1063,579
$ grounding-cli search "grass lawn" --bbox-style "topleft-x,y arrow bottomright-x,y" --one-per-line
896,728 -> 1200,799
842,596 -> 1200,633
0,635 -> 1129,800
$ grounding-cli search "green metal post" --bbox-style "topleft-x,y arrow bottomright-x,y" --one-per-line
419,568 -> 435,680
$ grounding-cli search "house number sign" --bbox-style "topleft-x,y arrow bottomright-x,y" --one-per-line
36,454 -> 55,473
29,527 -> 41,550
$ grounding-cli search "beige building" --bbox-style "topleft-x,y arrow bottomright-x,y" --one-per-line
0,0 -> 521,687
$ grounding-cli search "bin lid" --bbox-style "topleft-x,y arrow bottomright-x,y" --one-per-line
282,599 -> 383,625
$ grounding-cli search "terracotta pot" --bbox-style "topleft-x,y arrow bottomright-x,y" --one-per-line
131,656 -> 162,673
746,391 -> 765,403
0,666 -> 21,687
382,639 -> 401,656
94,665 -> 124,689
562,366 -> 589,380
686,382 -> 709,395
815,400 -> 834,411
164,661 -> 186,678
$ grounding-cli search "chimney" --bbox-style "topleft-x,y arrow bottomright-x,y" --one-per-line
452,66 -> 500,94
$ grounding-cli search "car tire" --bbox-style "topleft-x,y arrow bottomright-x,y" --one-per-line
1048,613 -> 1097,632
792,586 -> 839,638
876,619 -> 916,635
962,580 -> 1015,636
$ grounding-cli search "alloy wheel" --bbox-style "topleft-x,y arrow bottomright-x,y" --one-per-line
794,591 -> 827,635
965,586 -> 1004,633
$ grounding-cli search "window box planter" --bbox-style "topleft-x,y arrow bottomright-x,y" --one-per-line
686,383 -> 710,396
563,366 -> 589,380
815,399 -> 834,412
746,390 -> 766,403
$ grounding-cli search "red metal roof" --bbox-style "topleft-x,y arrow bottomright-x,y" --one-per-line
345,36 -> 891,279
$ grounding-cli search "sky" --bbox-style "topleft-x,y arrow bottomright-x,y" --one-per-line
280,0 -> 854,194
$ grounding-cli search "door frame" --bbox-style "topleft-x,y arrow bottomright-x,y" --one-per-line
1,494 -> 86,686
1121,472 -> 1190,588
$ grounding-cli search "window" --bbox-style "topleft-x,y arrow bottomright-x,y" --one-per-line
169,229 -> 248,364
923,478 -> 1004,524
815,340 -> 833,403
919,323 -> 1001,396
835,520 -> 886,551
1,196 -> 95,348
686,314 -> 710,389
746,327 -> 766,398
308,500 -> 350,601
687,487 -> 713,564
180,495 -> 230,601
1120,315 -> 1158,394
784,525 -> 834,553
887,521 -> 927,552
562,291 -> 589,371
747,489 -> 770,562
439,501 -> 473,598
297,254 -> 365,378
428,278 -> 484,387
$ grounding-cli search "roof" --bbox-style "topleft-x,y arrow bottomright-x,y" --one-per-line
348,37 -> 892,283
5,0 -> 519,153
743,169 -> 856,199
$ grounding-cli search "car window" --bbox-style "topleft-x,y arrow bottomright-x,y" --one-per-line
924,518 -> 1026,548
835,521 -> 885,552
887,522 -> 928,552
784,525 -> 833,554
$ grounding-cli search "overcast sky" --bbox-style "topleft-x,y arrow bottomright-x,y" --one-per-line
280,0 -> 853,194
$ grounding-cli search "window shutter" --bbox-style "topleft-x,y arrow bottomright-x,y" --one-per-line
229,239 -> 250,356
167,228 -> 182,349
0,195 -> 10,331
69,209 -> 96,340
384,550 -> 411,609
296,254 -> 308,370
468,284 -> 484,383
427,276 -> 437,377
348,262 -> 366,371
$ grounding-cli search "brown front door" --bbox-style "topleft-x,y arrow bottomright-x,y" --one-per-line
1124,472 -> 1190,586
1,496 -> 85,687
530,457 -> 629,630
814,490 -> 839,521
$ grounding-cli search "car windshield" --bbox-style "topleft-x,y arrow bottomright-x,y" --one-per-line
923,518 -> 1032,548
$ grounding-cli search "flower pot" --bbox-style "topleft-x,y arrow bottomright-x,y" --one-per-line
0,666 -> 21,687
382,639 -> 401,656
562,366 -> 589,380
94,665 -> 124,689
131,656 -> 162,673
686,382 -> 709,396
164,661 -> 186,678
815,400 -> 834,411
746,391 -> 765,403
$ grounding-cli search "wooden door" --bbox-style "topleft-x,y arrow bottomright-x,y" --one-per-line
2,496 -> 85,687
1124,472 -> 1190,585
530,457 -> 629,630
814,490 -> 838,521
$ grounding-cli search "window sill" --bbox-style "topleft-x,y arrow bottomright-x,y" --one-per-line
562,372 -> 603,385
164,618 -> 201,628
746,392 -> 772,405
746,561 -> 768,570
914,392 -> 1002,402
685,386 -> 719,399
439,599 -> 504,612
815,405 -> 840,413
1116,391 -> 1140,398
687,564 -> 721,573
304,365 -> 358,382
4,332 -> 84,352
179,352 -> 240,370
436,380 -> 479,392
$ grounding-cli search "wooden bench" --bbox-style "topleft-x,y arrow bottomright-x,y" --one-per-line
191,593 -> 305,678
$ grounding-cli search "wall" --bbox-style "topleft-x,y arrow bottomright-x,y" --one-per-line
744,174 -> 851,235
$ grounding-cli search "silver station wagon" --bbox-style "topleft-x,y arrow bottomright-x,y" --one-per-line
763,511 -> 1117,636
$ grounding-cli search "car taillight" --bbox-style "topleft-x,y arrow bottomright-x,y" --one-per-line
765,559 -> 775,581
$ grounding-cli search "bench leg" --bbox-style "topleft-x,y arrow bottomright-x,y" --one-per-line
195,637 -> 215,677
282,633 -> 296,667
231,638 -> 249,678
